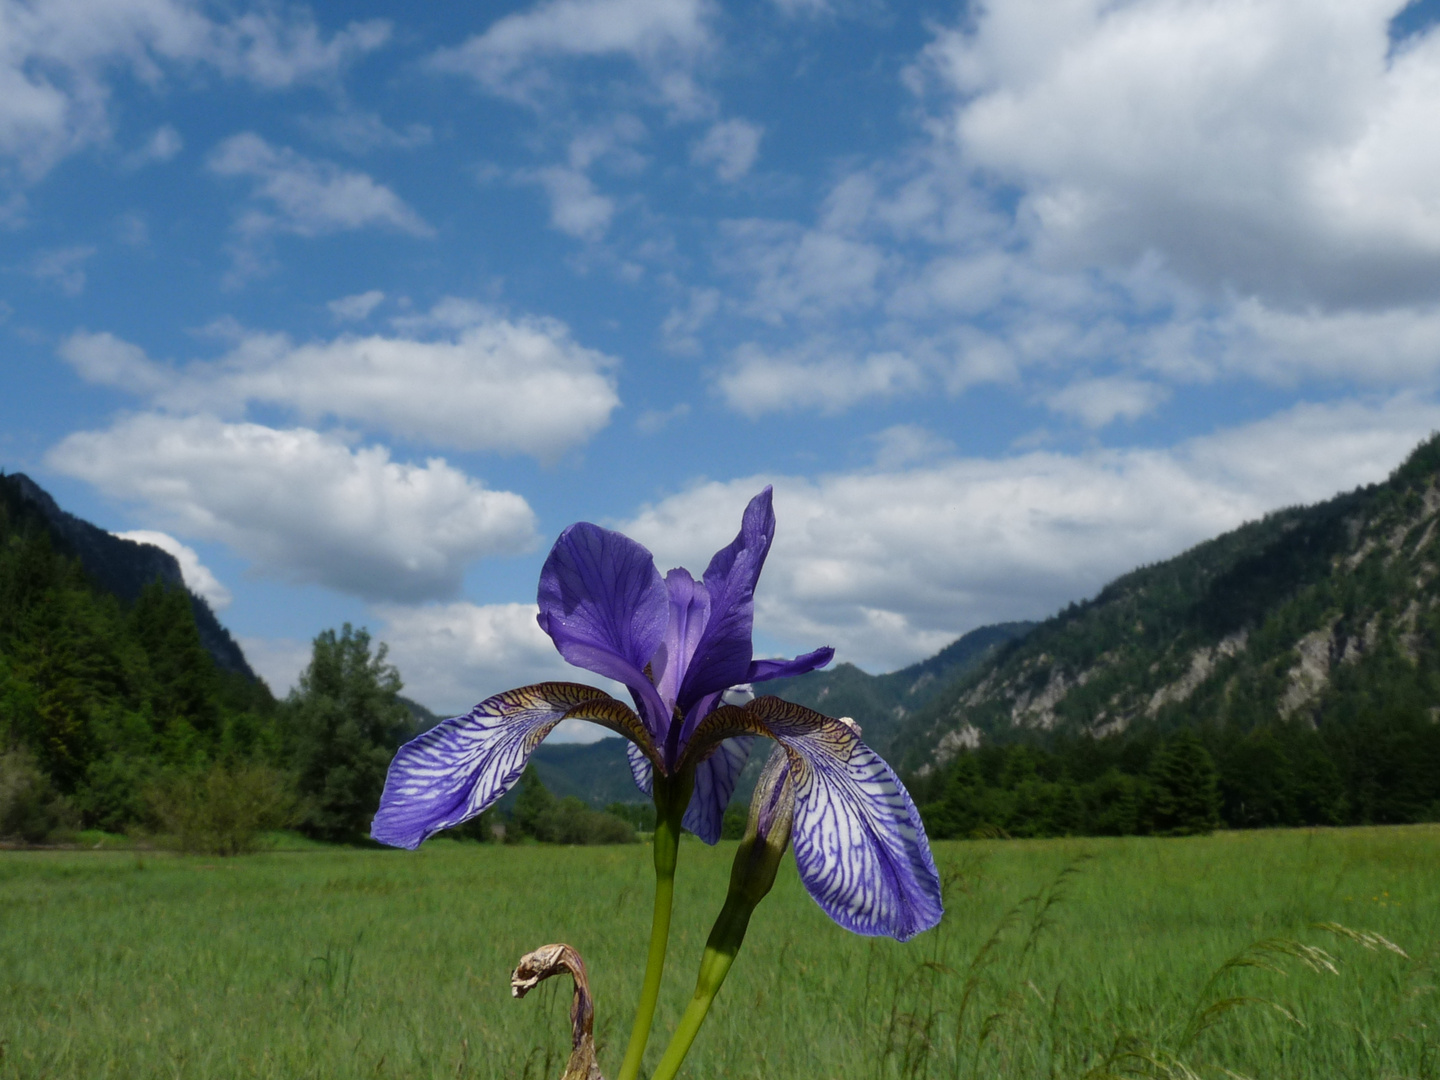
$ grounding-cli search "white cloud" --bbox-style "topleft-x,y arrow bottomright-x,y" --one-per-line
0,1 -> 388,183
1214,299 -> 1440,384
59,330 -> 171,393
31,245 -> 96,296
46,413 -> 538,603
719,219 -> 888,323
635,402 -> 690,434
112,528 -> 232,610
328,290 -> 386,321
122,124 -> 182,169
921,0 -> 1440,306
532,166 -> 614,240
870,424 -> 954,469
692,118 -> 762,181
237,635 -> 312,698
374,602 -> 628,742
620,396 -> 1440,671
717,342 -> 925,417
59,304 -> 620,460
209,134 -> 431,240
431,0 -> 714,111
1046,376 -> 1169,428
297,109 -> 432,155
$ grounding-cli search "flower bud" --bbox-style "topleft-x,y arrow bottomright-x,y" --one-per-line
727,743 -> 795,908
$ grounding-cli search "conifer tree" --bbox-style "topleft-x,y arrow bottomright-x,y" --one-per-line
1149,730 -> 1221,835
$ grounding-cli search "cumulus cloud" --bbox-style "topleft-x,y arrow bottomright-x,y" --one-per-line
208,133 -> 432,239
121,124 -> 183,169
0,1 -> 388,183
373,602 -> 564,709
112,529 -> 232,610
920,0 -> 1440,307
237,635 -> 312,698
297,109 -> 432,155
531,166 -> 614,240
47,414 -> 537,603
692,118 -> 762,180
30,245 -> 96,296
59,305 -> 621,460
717,343 -> 925,417
1046,376 -> 1170,428
719,219 -> 889,323
327,290 -> 386,321
620,396 -> 1440,671
431,0 -> 713,111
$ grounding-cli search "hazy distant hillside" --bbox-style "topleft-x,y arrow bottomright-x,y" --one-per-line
891,434 -> 1440,775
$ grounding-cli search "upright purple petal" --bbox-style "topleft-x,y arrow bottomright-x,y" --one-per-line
651,568 -> 710,712
371,683 -> 655,850
746,697 -> 943,941
674,488 -> 776,711
748,646 -> 835,684
536,521 -> 670,733
681,736 -> 754,844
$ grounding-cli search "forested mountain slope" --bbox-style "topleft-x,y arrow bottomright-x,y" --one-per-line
892,434 -> 1440,780
1,474 -> 254,679
759,621 -> 1034,756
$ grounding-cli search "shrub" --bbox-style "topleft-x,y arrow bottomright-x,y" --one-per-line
0,749 -> 77,843
148,762 -> 297,856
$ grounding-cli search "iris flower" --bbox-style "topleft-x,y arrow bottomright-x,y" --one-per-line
372,488 -> 942,1078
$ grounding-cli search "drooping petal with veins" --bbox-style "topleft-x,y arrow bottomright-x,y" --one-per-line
537,521 -> 671,734
683,697 -> 942,940
626,738 -> 653,797
756,698 -> 941,940
681,736 -> 754,844
371,682 -> 651,849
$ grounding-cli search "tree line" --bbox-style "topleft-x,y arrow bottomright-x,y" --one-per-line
909,702 -> 1440,840
0,493 -> 663,851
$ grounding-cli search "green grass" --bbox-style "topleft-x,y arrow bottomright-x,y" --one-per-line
2,827 -> 1437,1079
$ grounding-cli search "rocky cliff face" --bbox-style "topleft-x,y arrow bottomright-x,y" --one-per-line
2,473 -> 257,680
891,436 -> 1440,774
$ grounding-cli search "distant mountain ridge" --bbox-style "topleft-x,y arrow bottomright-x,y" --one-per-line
514,621 -> 1036,809
0,473 -> 257,681
889,434 -> 1440,775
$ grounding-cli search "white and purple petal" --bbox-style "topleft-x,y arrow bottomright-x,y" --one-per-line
745,697 -> 943,941
536,521 -> 670,732
371,683 -> 655,850
626,738 -> 653,797
681,736 -> 754,844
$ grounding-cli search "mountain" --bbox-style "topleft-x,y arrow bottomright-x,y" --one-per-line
758,621 -> 1035,757
0,473 -> 256,681
511,621 -> 1035,809
890,434 -> 1440,776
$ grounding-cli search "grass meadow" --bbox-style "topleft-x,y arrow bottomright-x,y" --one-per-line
2,827 -> 1437,1079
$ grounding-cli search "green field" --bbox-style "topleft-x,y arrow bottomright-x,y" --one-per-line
2,827 -> 1437,1079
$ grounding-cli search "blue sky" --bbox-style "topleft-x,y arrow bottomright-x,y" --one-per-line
5,0 -> 1440,732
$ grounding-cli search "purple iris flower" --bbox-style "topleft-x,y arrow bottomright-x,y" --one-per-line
371,487 -> 943,941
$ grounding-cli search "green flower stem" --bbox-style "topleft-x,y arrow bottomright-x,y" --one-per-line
647,890 -> 755,1080
616,770 -> 693,1080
